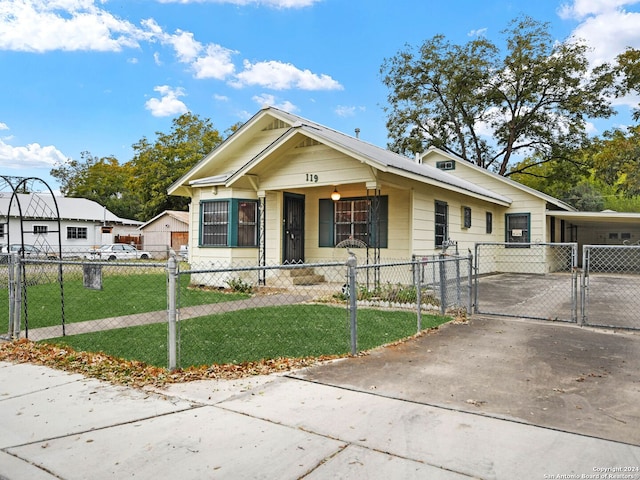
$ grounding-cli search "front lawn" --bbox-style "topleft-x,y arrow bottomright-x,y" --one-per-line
9,273 -> 249,329
44,304 -> 450,368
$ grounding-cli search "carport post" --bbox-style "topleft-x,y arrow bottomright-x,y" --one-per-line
167,256 -> 178,370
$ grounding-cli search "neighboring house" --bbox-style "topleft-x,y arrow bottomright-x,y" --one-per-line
0,193 -> 143,255
168,106 -> 640,273
138,210 -> 189,259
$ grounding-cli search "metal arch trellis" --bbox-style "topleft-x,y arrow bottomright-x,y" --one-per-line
0,176 -> 65,339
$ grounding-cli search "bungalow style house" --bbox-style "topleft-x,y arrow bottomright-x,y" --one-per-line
168,107 -> 640,274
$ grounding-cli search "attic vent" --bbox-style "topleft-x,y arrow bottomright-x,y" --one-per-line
262,119 -> 290,131
296,138 -> 320,148
436,160 -> 455,171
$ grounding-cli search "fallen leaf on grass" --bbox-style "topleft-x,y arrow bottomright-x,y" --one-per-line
0,338 -> 341,388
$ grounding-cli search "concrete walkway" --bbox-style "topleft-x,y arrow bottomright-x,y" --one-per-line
1,336 -> 639,479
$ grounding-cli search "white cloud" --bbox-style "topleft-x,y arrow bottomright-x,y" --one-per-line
0,123 -> 8,131
0,0 -> 155,52
468,28 -> 488,37
335,105 -> 366,117
0,139 -> 67,170
569,9 -> 640,66
192,44 -> 237,79
0,1 -> 337,95
213,94 -> 229,101
335,105 -> 356,117
252,94 -> 297,112
232,60 -> 343,90
155,0 -> 320,7
165,29 -> 202,63
558,1 -> 640,67
558,0 -> 639,19
556,1 -> 640,115
160,29 -> 237,80
145,85 -> 189,117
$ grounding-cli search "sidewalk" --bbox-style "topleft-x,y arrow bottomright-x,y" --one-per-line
1,358 -> 639,480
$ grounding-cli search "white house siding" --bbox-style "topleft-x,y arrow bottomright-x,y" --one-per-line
192,127 -> 291,184
2,218 -> 125,255
257,143 -> 376,191
411,183 -> 502,255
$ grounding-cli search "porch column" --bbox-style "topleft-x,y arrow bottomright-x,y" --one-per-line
258,191 -> 266,285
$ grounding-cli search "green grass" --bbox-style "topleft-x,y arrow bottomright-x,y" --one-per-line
43,304 -> 450,368
3,273 -> 249,329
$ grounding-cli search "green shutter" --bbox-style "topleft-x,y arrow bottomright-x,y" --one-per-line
369,196 -> 388,248
318,199 -> 334,247
229,199 -> 239,246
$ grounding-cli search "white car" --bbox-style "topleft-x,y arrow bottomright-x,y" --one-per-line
88,243 -> 151,261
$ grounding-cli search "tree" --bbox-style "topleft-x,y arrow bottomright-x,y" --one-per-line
51,152 -> 141,220
590,125 -> 640,196
380,16 -> 616,176
614,47 -> 640,122
128,113 -> 223,220
51,113 -> 224,221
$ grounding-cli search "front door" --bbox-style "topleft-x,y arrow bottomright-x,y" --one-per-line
283,193 -> 305,263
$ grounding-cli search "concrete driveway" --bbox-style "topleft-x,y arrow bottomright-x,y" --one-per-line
290,315 -> 640,446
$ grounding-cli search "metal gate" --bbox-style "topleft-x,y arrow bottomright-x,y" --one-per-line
474,243 -> 578,323
581,245 -> 640,330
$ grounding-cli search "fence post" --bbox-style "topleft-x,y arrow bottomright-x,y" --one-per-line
167,255 -> 178,370
439,254 -> 447,316
414,258 -> 422,332
346,251 -> 358,355
473,244 -> 480,313
467,252 -> 473,315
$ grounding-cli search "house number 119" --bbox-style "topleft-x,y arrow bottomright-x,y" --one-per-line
306,174 -> 319,183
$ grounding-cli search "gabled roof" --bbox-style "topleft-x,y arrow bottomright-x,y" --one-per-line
0,193 -> 142,225
419,147 -> 577,212
139,210 -> 189,230
169,106 -> 512,206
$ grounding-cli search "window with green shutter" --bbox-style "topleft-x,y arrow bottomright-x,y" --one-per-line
200,199 -> 258,247
319,196 -> 388,248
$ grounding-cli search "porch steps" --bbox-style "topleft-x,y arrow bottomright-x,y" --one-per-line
280,267 -> 325,286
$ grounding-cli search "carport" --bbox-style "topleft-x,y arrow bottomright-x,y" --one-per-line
548,210 -> 640,265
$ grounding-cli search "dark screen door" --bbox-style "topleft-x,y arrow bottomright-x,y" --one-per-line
283,193 -> 305,263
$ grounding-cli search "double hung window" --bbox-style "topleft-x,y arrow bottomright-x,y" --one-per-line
200,199 -> 258,247
318,196 -> 388,248
435,201 -> 448,248
505,213 -> 530,246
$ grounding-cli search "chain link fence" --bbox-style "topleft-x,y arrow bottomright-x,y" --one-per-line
2,252 -> 472,370
170,254 -> 472,369
582,245 -> 640,330
2,255 -> 170,366
5,242 -> 640,370
474,243 -> 579,322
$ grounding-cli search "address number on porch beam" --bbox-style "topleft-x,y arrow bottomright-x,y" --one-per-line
305,174 -> 319,183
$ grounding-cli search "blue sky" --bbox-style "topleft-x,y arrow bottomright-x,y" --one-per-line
1,0 -> 640,193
